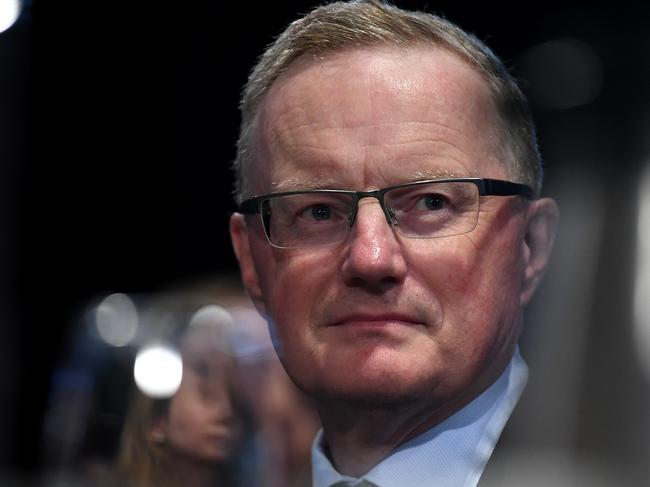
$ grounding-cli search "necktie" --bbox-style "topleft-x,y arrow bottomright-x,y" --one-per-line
330,480 -> 379,487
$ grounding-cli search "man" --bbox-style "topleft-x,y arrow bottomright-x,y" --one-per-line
229,1 -> 558,485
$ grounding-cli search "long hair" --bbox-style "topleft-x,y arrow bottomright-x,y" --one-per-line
116,392 -> 175,486
114,289 -> 258,487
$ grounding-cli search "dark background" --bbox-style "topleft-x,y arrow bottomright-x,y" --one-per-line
3,0 -> 650,481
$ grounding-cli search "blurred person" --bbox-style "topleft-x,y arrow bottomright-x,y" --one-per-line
237,346 -> 320,487
114,280 -> 321,487
229,1 -> 558,486
116,297 -> 256,487
188,278 -> 321,487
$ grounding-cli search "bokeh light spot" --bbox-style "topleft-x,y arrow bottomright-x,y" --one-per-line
189,304 -> 234,329
95,293 -> 139,347
0,0 -> 21,34
134,344 -> 182,398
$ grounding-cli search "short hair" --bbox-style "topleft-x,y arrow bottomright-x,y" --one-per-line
233,0 -> 542,203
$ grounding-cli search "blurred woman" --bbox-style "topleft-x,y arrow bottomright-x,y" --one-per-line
116,299 -> 255,487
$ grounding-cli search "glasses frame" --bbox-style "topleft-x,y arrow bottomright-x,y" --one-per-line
238,178 -> 535,248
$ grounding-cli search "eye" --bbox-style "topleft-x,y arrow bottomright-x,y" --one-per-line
423,194 -> 448,210
273,193 -> 351,227
310,204 -> 331,220
192,359 -> 209,378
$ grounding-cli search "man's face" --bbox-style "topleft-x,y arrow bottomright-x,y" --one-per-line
232,46 -> 535,408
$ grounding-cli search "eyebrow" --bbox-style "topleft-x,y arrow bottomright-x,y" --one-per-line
411,168 -> 463,180
269,168 -> 465,193
270,177 -> 341,192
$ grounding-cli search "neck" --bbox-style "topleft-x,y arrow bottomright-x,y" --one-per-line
317,351 -> 516,477
168,455 -> 232,487
317,397 -> 460,477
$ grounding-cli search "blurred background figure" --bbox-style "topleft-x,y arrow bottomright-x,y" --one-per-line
215,283 -> 321,487
116,293 -> 254,487
169,278 -> 321,487
38,277 -> 320,487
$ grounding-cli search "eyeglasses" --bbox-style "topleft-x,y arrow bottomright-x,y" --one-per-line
239,178 -> 534,249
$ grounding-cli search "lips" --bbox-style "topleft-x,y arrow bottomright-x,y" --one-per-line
329,313 -> 423,327
206,429 -> 238,444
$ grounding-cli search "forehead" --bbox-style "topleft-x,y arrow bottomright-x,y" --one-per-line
271,45 -> 489,109
181,324 -> 230,357
250,45 -> 504,192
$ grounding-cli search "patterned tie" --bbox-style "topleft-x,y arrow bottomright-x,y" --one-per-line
330,480 -> 379,487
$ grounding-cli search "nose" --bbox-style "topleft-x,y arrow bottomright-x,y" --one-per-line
203,380 -> 240,421
341,198 -> 407,290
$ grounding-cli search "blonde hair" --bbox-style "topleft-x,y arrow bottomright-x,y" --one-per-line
115,288 -> 246,486
116,392 -> 175,486
233,0 -> 542,203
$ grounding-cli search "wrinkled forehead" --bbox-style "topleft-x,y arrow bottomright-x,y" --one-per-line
248,45 -> 503,190
259,45 -> 495,129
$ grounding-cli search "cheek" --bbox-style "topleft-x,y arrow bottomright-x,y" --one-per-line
411,217 -> 525,333
442,237 -> 521,297
253,243 -> 336,325
250,243 -> 340,386
166,398 -> 197,439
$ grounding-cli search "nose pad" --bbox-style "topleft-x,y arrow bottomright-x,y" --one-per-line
347,211 -> 355,227
385,205 -> 397,226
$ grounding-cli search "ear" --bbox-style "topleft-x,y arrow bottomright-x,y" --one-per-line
230,213 -> 267,315
520,197 -> 559,306
150,418 -> 167,444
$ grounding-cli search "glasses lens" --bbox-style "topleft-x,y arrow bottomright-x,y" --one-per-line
262,192 -> 355,248
385,181 -> 479,238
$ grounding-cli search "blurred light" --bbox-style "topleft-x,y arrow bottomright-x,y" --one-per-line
189,304 -> 234,329
483,448 -> 625,486
0,0 -> 21,34
134,344 -> 182,398
95,293 -> 138,347
634,164 -> 650,382
519,38 -> 603,110
187,305 -> 235,355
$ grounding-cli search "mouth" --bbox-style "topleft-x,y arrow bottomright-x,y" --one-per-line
206,430 -> 238,444
324,313 -> 426,345
330,313 -> 424,328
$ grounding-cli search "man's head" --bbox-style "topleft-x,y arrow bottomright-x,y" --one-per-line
233,0 -> 542,205
230,1 -> 557,414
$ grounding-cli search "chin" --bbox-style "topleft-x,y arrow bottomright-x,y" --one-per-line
317,385 -> 432,407
312,371 -> 440,406
197,449 -> 235,465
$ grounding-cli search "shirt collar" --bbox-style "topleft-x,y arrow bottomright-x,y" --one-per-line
312,347 -> 528,487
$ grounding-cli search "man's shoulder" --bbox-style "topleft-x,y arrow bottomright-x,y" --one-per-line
478,385 -> 631,486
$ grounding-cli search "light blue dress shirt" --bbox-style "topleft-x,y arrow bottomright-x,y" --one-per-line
312,348 -> 528,487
